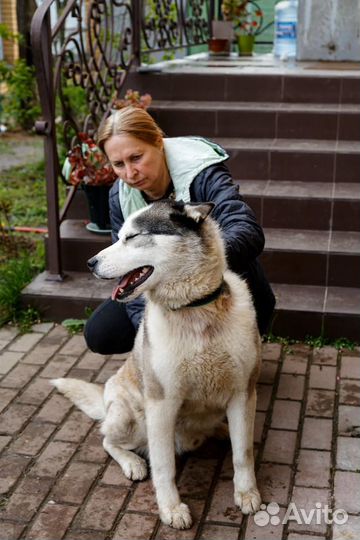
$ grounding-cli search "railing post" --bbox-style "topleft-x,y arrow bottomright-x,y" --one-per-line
31,1 -> 64,281
132,0 -> 142,67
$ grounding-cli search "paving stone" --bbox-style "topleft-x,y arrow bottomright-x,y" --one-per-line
257,463 -> 291,505
288,535 -> 325,540
58,334 -> 88,356
207,477 -> 243,524
0,403 -> 37,434
113,513 -> 158,540
95,359 -> 126,384
1,476 -> 52,521
337,437 -> 360,471
295,449 -> 331,488
271,400 -> 301,430
309,365 -> 337,390
54,410 -> 94,443
23,326 -> 69,365
301,418 -> 332,450
257,384 -> 272,411
25,502 -> 78,540
333,515 -> 360,540
156,499 -> 205,540
245,507 -> 286,540
339,380 -> 360,406
35,393 -> 73,424
8,332 -> 43,353
313,346 -> 338,365
74,485 -> 127,531
64,531 -> 106,540
52,461 -> 102,504
334,471 -> 360,514
262,342 -> 282,361
0,521 -> 25,540
341,356 -> 360,379
282,354 -> 308,375
10,422 -> 56,456
0,325 -> 19,342
288,344 -> 311,356
255,411 -> 265,443
0,435 -> 11,453
277,374 -> 305,400
32,322 -> 54,333
200,524 -> 239,540
100,460 -> 133,487
263,430 -> 297,464
17,377 -> 53,405
0,352 -> 23,375
0,364 -> 39,389
178,457 -> 217,499
127,478 -> 158,513
76,350 -> 107,370
40,354 -> 79,379
30,441 -> 77,478
74,425 -> 108,463
0,388 -> 17,413
338,405 -> 360,437
258,361 -> 278,384
306,389 -> 335,417
288,486 -> 330,534
66,368 -> 94,381
0,453 -> 31,494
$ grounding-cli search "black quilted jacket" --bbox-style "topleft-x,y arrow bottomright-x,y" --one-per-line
108,162 -> 275,335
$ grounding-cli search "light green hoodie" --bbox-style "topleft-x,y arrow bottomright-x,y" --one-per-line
118,136 -> 228,220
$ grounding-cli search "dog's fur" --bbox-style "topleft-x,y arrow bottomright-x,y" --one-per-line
52,200 -> 262,529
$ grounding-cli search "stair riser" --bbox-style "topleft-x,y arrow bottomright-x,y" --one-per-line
244,196 -> 360,232
227,148 -> 360,183
45,238 -> 111,273
21,293 -> 101,322
261,251 -> 360,287
151,107 -> 360,141
127,72 -> 360,104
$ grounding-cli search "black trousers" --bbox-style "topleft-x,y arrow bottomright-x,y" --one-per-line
84,298 -> 136,354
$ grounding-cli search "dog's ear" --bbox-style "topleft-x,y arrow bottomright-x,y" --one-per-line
183,202 -> 215,223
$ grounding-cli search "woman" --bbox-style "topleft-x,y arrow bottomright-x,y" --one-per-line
84,106 -> 275,354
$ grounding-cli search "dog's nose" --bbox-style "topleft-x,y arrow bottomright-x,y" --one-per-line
87,256 -> 98,271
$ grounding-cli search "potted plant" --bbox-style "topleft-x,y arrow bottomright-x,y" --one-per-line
221,0 -> 263,56
62,90 -> 152,234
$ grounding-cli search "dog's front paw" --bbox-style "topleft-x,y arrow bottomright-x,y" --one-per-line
122,455 -> 148,481
160,502 -> 192,529
235,487 -> 261,514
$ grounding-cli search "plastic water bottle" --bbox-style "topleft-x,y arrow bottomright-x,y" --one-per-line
273,0 -> 298,60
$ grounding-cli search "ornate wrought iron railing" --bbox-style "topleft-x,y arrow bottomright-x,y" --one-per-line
31,0 -> 213,279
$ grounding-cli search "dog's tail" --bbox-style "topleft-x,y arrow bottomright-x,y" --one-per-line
51,378 -> 106,421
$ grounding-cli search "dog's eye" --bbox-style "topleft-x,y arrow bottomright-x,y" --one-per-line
124,233 -> 139,242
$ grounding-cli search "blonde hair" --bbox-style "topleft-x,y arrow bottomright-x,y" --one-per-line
97,107 -> 164,154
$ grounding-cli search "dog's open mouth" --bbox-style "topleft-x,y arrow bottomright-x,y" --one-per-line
111,266 -> 154,301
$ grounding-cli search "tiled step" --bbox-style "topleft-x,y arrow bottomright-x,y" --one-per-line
127,71 -> 360,104
45,220 -> 111,272
262,228 -> 360,287
150,100 -> 360,140
21,271 -> 360,341
239,180 -> 360,231
271,283 -> 360,341
216,138 -> 360,182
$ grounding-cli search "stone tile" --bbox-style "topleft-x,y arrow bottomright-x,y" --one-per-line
74,485 -> 127,531
309,365 -> 337,390
64,531 -> 106,540
8,332 -> 43,353
0,453 -> 31,494
288,486 -> 330,534
338,405 -> 360,437
0,325 -> 19,342
2,476 -> 52,521
257,384 -> 272,411
0,364 -> 39,389
95,359 -> 125,384
277,374 -> 305,400
271,400 -> 301,430
35,393 -> 73,424
0,388 -> 17,413
58,334 -> 87,356
113,513 -> 158,540
306,389 -> 335,417
25,502 -> 78,540
282,355 -> 308,375
156,499 -> 205,540
337,437 -> 360,471
263,430 -> 297,464
0,351 -> 23,374
200,524 -> 239,540
295,450 -> 331,488
54,410 -> 94,443
100,460 -> 132,487
339,380 -> 360,406
333,515 -> 360,540
17,377 -> 53,405
288,535 -> 325,540
22,325 -> 69,365
255,411 -> 265,443
341,356 -> 360,379
258,361 -> 278,384
178,457 -> 217,499
10,422 -> 56,456
245,507 -> 286,540
257,463 -> 291,505
0,435 -> 11,453
0,522 -> 25,540
334,471 -> 360,514
52,461 -> 102,504
313,346 -> 338,365
74,425 -> 108,463
40,354 -> 78,379
127,478 -> 158,513
0,403 -> 37,435
301,418 -> 333,450
207,478 -> 243,524
32,322 -> 54,333
30,441 -> 77,478
262,342 -> 282,361
76,350 -> 107,370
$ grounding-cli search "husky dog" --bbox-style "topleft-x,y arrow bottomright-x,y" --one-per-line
52,200 -> 262,529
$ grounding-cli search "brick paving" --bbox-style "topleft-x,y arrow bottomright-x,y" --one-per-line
0,324 -> 359,540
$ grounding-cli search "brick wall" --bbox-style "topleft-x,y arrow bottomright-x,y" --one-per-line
0,0 -> 19,63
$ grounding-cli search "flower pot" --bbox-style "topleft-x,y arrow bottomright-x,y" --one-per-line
208,38 -> 231,56
237,34 -> 255,56
82,184 -> 112,234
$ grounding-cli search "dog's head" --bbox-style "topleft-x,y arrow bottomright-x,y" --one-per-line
87,200 -> 224,303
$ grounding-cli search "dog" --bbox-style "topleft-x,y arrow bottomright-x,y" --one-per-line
52,200 -> 262,529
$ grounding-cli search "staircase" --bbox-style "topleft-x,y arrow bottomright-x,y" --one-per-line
22,58 -> 360,341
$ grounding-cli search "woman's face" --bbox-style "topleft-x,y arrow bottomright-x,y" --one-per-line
104,134 -> 169,196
